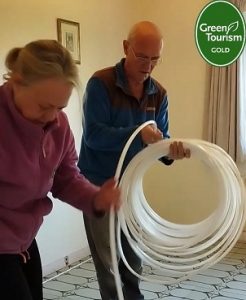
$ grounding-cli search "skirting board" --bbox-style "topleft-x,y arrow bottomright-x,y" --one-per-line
42,246 -> 90,276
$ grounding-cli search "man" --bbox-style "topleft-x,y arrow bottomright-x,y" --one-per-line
78,21 -> 190,300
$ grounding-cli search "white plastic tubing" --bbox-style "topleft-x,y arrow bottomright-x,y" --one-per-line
109,121 -> 246,300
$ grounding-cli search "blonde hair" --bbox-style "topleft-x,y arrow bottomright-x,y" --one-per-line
4,39 -> 79,86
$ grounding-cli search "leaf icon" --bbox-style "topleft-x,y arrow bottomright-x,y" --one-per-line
226,21 -> 239,34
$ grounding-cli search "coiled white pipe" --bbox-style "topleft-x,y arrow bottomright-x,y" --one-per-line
109,121 -> 246,300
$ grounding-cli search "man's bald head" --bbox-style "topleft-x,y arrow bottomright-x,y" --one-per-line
123,21 -> 164,84
127,21 -> 163,45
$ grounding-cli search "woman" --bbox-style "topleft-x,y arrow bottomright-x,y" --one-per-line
0,39 -> 120,300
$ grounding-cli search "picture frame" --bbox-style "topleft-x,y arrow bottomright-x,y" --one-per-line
57,18 -> 81,64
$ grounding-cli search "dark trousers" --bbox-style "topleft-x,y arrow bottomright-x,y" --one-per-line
84,213 -> 144,300
0,240 -> 43,300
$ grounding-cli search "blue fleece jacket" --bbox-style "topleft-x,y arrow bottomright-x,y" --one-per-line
78,59 -> 171,185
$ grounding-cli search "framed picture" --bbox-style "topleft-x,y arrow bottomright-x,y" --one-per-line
57,18 -> 81,64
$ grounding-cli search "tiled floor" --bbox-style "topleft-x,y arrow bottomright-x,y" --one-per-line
43,242 -> 246,300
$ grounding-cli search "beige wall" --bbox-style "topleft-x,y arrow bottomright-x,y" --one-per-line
0,0 -> 144,273
139,1 -> 217,225
0,0 -> 215,271
0,0 -> 140,87
140,0 -> 210,138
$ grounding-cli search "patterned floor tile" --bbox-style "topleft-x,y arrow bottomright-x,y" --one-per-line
43,287 -> 63,300
169,288 -> 208,300
56,274 -> 88,286
142,289 -> 159,299
87,281 -> 99,290
62,296 -> 92,300
79,262 -> 96,272
68,268 -> 96,279
140,281 -> 168,293
179,280 -> 216,293
219,287 -> 246,299
43,243 -> 246,300
240,268 -> 246,275
44,280 -> 75,292
199,269 -> 230,279
74,287 -> 101,299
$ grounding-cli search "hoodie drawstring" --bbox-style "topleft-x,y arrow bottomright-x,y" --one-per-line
19,250 -> 30,264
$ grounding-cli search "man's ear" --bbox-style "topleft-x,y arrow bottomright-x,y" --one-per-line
123,40 -> 129,56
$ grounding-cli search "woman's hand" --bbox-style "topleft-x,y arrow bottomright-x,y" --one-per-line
93,178 -> 121,214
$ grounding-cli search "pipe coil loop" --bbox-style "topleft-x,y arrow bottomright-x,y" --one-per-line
109,121 -> 246,299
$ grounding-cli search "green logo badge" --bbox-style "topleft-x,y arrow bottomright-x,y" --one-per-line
195,0 -> 246,66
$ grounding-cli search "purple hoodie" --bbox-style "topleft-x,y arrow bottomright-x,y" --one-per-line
0,83 -> 99,254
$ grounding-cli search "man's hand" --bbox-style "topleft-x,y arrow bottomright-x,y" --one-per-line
168,141 -> 191,160
93,178 -> 121,214
141,125 -> 163,144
